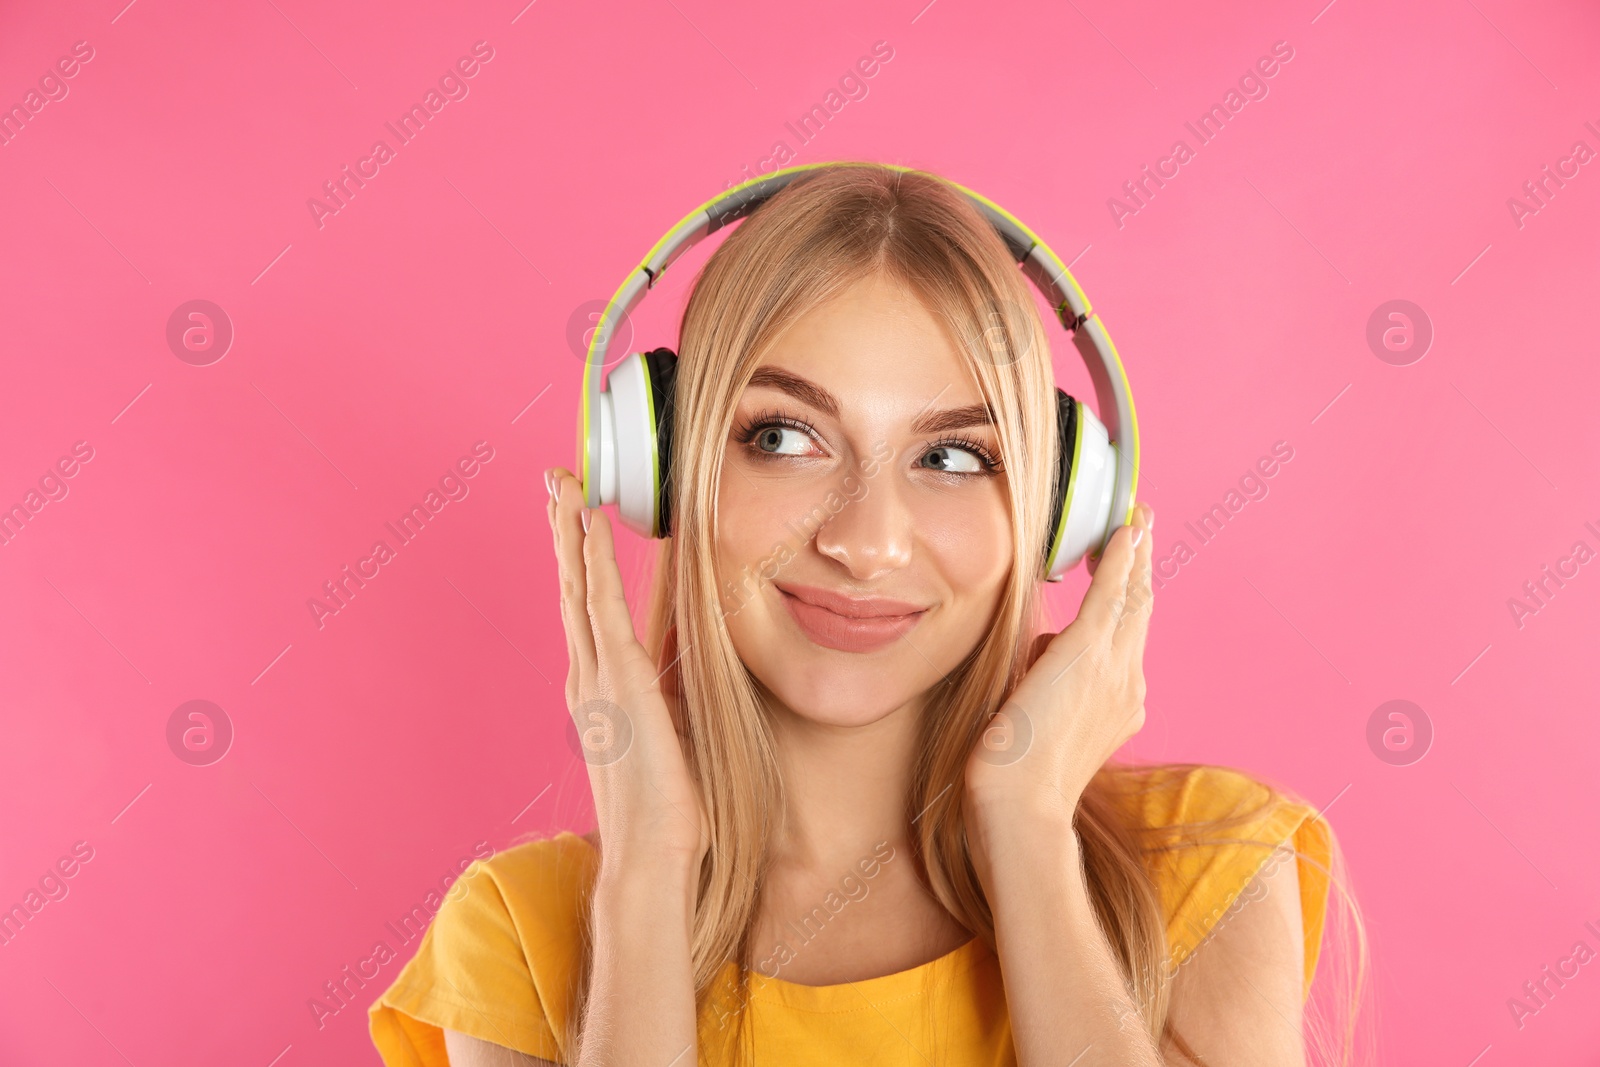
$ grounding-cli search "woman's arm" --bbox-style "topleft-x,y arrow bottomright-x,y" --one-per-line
440,854 -> 700,1066
965,508 -> 1164,1065
969,809 -> 1165,1066
574,858 -> 701,1066
444,1029 -> 561,1066
544,471 -> 709,1064
1161,847 -> 1308,1065
972,814 -> 1309,1066
966,505 -> 1311,1063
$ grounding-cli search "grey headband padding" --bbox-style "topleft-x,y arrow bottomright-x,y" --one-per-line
643,346 -> 679,538
1046,388 -> 1078,570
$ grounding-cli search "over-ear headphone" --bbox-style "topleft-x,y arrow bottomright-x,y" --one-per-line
577,162 -> 1139,582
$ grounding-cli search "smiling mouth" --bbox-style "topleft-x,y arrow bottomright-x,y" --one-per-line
777,589 -> 927,653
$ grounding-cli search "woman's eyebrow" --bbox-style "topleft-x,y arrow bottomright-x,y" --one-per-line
746,367 -> 995,434
748,367 -> 839,418
913,403 -> 994,434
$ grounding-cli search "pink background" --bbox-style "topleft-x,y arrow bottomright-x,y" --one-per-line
2,0 -> 1597,1062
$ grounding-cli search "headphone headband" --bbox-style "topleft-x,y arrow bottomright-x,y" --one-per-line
579,161 -> 1140,570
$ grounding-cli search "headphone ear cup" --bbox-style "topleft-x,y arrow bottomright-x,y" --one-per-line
641,347 -> 678,538
593,347 -> 676,538
1044,388 -> 1118,581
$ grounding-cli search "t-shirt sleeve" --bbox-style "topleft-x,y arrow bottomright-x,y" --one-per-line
368,854 -> 568,1066
1133,765 -> 1334,999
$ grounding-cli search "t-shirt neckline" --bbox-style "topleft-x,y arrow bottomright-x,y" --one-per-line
559,830 -> 990,1012
734,935 -> 988,1011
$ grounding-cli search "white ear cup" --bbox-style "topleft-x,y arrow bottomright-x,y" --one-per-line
594,352 -> 662,538
1047,403 -> 1117,581
592,389 -> 617,506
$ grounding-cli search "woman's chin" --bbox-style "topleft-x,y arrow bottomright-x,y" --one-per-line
732,611 -> 952,728
761,674 -> 921,730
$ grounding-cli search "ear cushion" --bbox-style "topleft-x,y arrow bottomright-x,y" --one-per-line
641,346 -> 679,538
1043,387 -> 1079,579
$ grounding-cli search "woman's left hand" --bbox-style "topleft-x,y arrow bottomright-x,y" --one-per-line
964,502 -> 1156,831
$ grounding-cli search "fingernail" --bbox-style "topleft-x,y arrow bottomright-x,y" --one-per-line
544,470 -> 555,498
1131,526 -> 1144,548
581,508 -> 592,533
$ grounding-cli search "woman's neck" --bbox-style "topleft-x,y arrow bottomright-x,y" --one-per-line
749,688 -> 975,984
763,692 -> 925,872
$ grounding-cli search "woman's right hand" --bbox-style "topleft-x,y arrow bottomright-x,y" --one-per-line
546,467 -> 710,890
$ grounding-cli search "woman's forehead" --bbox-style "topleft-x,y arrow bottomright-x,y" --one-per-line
744,278 -> 986,417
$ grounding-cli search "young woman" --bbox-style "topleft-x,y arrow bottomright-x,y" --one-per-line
369,164 -> 1364,1065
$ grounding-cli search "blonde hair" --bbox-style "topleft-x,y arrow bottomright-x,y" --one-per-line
563,163 -> 1369,1064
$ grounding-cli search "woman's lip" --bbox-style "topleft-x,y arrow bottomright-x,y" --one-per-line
778,589 -> 926,653
772,581 -> 928,618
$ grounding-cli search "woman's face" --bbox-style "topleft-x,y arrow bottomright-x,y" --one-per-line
715,271 -> 1014,727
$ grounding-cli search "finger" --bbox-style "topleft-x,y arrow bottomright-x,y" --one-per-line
546,472 -> 580,709
1112,504 -> 1156,658
550,468 -> 598,697
581,505 -> 653,692
1072,518 -> 1143,641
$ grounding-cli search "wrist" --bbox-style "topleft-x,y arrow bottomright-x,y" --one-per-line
968,804 -> 1079,856
965,781 -> 1079,839
966,801 -> 1080,890
595,853 -> 699,915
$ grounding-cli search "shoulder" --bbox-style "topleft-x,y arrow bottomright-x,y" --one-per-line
429,830 -> 598,968
1098,763 -> 1335,996
471,829 -> 600,914
368,832 -> 598,1067
1101,762 -> 1280,830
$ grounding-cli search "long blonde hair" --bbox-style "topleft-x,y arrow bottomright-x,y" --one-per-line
564,163 -> 1369,1064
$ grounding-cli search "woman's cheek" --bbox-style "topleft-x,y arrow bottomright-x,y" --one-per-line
913,489 -> 1011,593
714,462 -> 797,601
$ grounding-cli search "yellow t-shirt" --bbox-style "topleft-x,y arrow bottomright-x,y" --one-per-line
368,764 -> 1334,1066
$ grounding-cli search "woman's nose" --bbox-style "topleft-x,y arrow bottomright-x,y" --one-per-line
811,472 -> 914,581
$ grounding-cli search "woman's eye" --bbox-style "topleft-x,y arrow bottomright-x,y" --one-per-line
753,425 -> 813,456
919,445 -> 985,474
